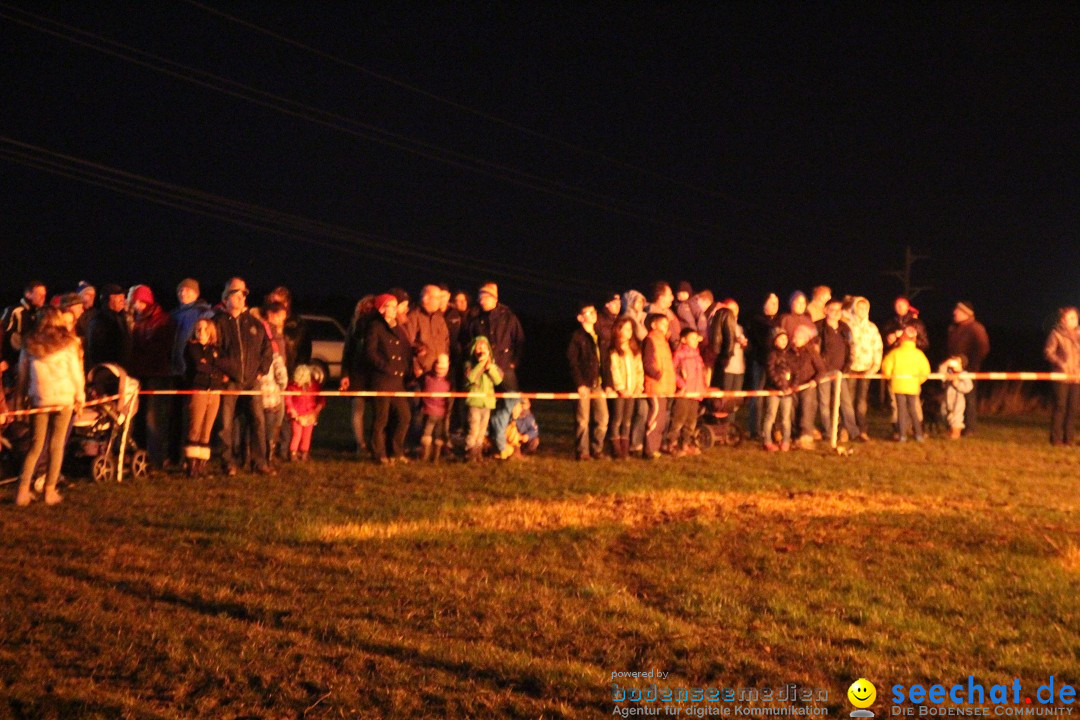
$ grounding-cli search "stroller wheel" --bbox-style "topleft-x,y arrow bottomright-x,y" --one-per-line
696,425 -> 716,450
92,455 -> 116,483
725,423 -> 746,447
130,450 -> 149,479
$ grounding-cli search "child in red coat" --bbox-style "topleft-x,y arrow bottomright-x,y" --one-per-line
285,364 -> 325,461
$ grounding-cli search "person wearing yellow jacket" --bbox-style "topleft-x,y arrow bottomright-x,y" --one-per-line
881,326 -> 931,441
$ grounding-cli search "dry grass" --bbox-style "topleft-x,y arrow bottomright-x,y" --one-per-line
1,407 -> 1078,719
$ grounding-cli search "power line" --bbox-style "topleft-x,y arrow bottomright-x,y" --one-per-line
0,137 -> 582,298
0,2 -> 792,257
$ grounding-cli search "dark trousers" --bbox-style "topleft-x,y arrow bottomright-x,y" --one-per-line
1051,382 -> 1080,445
612,397 -> 636,438
139,376 -> 175,467
668,397 -> 699,447
896,392 -> 922,439
372,396 -> 411,460
746,361 -> 766,438
220,388 -> 267,470
848,377 -> 872,435
797,386 -> 817,439
964,380 -> 979,434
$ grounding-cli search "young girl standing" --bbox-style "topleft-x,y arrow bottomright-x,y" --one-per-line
184,318 -> 227,477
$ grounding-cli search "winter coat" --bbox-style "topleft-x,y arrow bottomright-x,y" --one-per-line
1,299 -> 36,368
184,342 -> 228,390
881,340 -> 931,395
17,336 -> 84,409
342,312 -> 375,388
816,320 -> 853,373
406,308 -> 450,375
642,330 -> 675,396
594,309 -> 619,388
621,290 -> 648,342
131,303 -> 178,380
462,304 -> 524,388
673,344 -> 706,394
213,309 -> 272,389
749,312 -> 779,367
779,311 -> 816,343
947,319 -> 990,371
609,348 -> 644,396
1044,324 -> 1080,381
170,299 -> 212,375
86,308 -> 132,370
285,381 -> 325,420
707,306 -> 738,376
464,336 -> 504,409
789,344 -> 826,386
281,314 -> 312,376
644,303 -> 681,350
847,311 -> 883,374
421,373 -> 452,418
567,326 -> 602,389
765,348 -> 795,391
365,316 -> 410,391
881,312 -> 930,351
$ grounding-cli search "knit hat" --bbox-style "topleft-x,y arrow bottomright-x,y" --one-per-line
388,287 -> 409,304
101,283 -> 124,297
76,280 -> 95,295
374,293 -> 397,313
177,278 -> 200,296
789,290 -> 807,306
59,292 -> 82,309
479,282 -> 498,301
677,281 -> 693,295
955,300 -> 975,317
128,284 -> 154,306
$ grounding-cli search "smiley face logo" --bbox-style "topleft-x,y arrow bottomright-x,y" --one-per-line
848,678 -> 876,709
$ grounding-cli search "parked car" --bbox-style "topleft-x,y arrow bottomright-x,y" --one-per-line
299,314 -> 347,381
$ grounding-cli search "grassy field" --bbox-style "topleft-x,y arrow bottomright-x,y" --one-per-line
1,402 -> 1078,719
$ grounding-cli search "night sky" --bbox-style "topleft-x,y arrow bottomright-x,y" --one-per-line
3,1 -> 1079,336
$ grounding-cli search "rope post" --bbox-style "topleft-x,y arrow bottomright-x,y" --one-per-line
831,371 -> 842,449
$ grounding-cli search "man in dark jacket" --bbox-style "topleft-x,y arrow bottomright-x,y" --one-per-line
86,284 -> 133,370
365,293 -> 411,463
129,284 -> 178,469
1,280 -> 46,386
214,277 -> 274,476
947,300 -> 990,435
340,296 -> 375,455
815,300 -> 859,441
567,303 -> 608,460
461,282 -> 525,459
789,324 -> 826,448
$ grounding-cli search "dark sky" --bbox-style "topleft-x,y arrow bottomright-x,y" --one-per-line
2,1 -> 1079,330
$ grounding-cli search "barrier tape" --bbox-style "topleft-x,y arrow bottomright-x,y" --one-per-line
2,371 -> 1075,422
0,394 -> 120,423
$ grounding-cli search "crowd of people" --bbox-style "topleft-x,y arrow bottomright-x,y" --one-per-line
2,276 -> 1079,506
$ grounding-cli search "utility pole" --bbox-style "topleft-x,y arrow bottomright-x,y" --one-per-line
883,245 -> 932,300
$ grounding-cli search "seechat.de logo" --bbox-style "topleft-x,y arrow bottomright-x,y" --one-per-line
849,679 -> 877,718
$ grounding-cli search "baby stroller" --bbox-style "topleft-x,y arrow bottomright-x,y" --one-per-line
695,395 -> 746,449
69,363 -> 148,482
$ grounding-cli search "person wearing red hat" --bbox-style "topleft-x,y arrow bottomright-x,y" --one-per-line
129,284 -> 177,470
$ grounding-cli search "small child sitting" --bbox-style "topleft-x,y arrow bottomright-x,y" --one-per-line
512,397 -> 540,454
285,364 -> 325,461
419,353 -> 452,462
939,354 -> 973,440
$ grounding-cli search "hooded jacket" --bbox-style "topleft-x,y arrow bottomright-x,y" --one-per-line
131,302 -> 177,380
621,290 -> 648,342
881,340 -> 931,395
464,336 -> 504,409
17,331 -> 85,409
846,300 -> 883,374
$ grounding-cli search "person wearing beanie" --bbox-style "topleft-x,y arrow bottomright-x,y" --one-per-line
85,283 -> 132,369
213,277 -> 274,476
460,281 -> 524,460
946,299 -> 989,435
128,284 -> 178,470
778,290 -> 816,342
